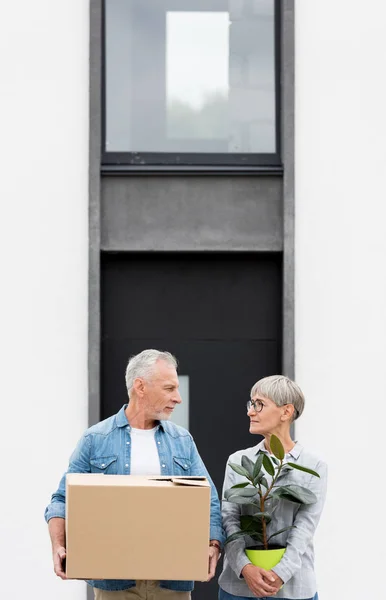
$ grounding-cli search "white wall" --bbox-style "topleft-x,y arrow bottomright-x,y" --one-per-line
0,2 -> 89,599
295,1 -> 386,598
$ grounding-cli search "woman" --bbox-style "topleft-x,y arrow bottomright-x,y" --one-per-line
218,375 -> 327,600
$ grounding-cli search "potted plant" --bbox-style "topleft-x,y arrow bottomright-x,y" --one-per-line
224,434 -> 320,570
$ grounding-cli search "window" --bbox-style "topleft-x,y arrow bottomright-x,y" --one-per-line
170,375 -> 189,430
103,0 -> 280,168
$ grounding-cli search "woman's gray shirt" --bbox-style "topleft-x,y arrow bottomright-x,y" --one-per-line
218,440 -> 327,599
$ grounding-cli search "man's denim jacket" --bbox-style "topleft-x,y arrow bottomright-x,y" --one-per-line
45,405 -> 224,592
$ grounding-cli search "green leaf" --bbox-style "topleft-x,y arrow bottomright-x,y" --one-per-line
270,485 -> 317,505
259,476 -> 269,489
267,526 -> 296,542
270,435 -> 285,460
280,465 -> 293,475
241,455 -> 255,478
263,454 -> 275,477
240,515 -> 270,541
228,462 -> 251,480
271,456 -> 280,466
231,482 -> 250,489
253,454 -> 264,482
251,517 -> 263,530
224,488 -> 233,500
226,487 -> 257,498
287,463 -> 320,478
252,512 -> 272,525
226,494 -> 258,505
274,465 -> 292,483
240,515 -> 257,531
224,487 -> 256,501
224,531 -> 252,545
251,532 -> 265,543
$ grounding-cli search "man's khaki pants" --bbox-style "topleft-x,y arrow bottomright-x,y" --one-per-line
93,581 -> 191,600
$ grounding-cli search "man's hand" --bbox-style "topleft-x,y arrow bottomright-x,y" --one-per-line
241,564 -> 278,597
53,545 -> 67,580
207,545 -> 221,581
49,518 -> 67,580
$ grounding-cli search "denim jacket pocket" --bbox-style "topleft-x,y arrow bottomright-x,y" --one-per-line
90,455 -> 118,474
173,457 -> 191,475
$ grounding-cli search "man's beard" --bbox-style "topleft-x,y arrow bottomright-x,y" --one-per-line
156,410 -> 172,421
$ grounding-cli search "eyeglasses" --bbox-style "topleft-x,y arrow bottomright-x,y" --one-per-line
246,399 -> 264,413
247,399 -> 299,419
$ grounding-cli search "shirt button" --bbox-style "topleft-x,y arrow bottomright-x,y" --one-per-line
162,464 -> 166,468
125,464 -> 129,468
101,464 -> 105,467
184,465 -> 188,468
126,441 -> 130,445
157,442 -> 160,445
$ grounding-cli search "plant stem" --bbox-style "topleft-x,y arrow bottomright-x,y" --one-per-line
261,458 -> 284,550
259,493 -> 268,550
263,459 -> 283,501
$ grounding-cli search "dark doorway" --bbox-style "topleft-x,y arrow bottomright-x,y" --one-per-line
101,252 -> 282,600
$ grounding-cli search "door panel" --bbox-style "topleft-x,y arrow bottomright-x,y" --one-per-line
101,252 -> 282,600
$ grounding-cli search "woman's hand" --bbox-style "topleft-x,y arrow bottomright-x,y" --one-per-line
266,570 -> 284,590
241,564 -> 279,597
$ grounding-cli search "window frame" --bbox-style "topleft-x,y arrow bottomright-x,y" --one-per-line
101,0 -> 282,172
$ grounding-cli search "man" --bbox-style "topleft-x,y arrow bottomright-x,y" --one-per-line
45,349 -> 224,599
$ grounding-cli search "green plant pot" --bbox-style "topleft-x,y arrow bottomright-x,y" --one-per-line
245,546 -> 285,570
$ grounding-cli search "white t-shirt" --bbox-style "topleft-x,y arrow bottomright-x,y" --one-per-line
130,426 -> 161,476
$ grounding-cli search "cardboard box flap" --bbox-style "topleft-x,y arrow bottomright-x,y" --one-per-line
67,474 -> 210,487
171,477 -> 209,487
148,476 -> 209,487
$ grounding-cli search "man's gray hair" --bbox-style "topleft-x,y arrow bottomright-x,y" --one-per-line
250,375 -> 305,421
125,349 -> 178,397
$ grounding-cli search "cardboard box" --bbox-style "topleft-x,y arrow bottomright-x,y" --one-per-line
65,474 -> 211,581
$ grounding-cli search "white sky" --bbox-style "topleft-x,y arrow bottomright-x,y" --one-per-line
166,11 -> 230,109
